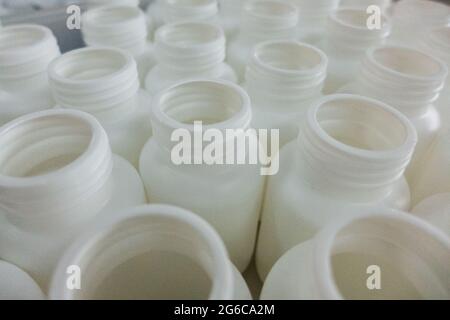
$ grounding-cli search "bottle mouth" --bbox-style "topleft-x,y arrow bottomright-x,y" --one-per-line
87,0 -> 140,8
48,47 -> 139,121
315,210 -> 450,300
163,0 -> 219,22
243,0 -> 298,30
0,110 -> 112,216
49,205 -> 234,300
368,46 -> 448,81
82,5 -> 148,42
0,24 -> 60,79
329,8 -> 390,35
299,94 -> 417,189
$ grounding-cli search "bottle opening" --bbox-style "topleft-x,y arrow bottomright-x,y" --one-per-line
157,22 -> 223,48
326,213 -> 450,299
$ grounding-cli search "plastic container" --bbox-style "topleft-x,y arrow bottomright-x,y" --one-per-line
48,47 -> 153,168
412,193 -> 450,237
227,0 -> 298,81
389,0 -> 450,47
256,94 -> 417,280
261,209 -> 450,300
218,0 -> 245,38
323,8 -> 391,94
140,79 -> 265,272
244,40 -> 327,147
82,5 -> 156,85
0,260 -> 45,300
145,21 -> 236,96
0,109 -> 146,291
290,0 -> 340,45
87,0 -> 140,9
49,205 -> 251,300
340,46 -> 448,184
0,24 -> 60,126
339,0 -> 392,11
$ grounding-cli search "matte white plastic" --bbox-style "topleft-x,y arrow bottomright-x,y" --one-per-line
339,0 -> 392,11
140,79 -> 265,272
227,0 -> 298,81
0,109 -> 147,291
244,40 -> 327,146
412,193 -> 450,237
145,21 -> 236,96
48,47 -> 153,168
323,8 -> 391,94
0,24 -> 60,126
82,5 -> 156,85
261,209 -> 450,300
219,0 -> 245,38
0,260 -> 45,300
256,94 -> 417,280
87,0 -> 140,9
340,46 -> 448,184
49,205 -> 251,300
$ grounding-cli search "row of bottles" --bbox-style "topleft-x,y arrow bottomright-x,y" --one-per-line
0,0 -> 449,300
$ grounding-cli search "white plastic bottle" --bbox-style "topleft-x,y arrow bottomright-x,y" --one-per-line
48,47 -> 153,168
227,0 -> 298,82
412,193 -> 450,237
256,94 -> 417,280
244,40 -> 328,147
49,205 -> 251,300
289,0 -> 340,45
419,26 -> 450,131
219,0 -> 246,38
340,46 -> 448,183
82,5 -> 156,85
145,21 -> 236,96
389,0 -> 450,47
140,79 -> 266,272
261,209 -> 450,300
0,109 -> 147,291
0,261 -> 45,300
0,24 -> 60,126
323,8 -> 391,94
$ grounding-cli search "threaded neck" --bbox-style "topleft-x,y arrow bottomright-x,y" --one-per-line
49,47 -> 140,123
357,46 -> 448,116
82,5 -> 148,56
0,110 -> 113,228
0,24 -> 60,91
298,94 -> 417,195
87,0 -> 140,9
245,40 -> 327,105
154,21 -> 225,75
240,0 -> 298,42
162,0 -> 219,24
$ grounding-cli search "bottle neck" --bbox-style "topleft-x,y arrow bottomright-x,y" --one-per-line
151,80 -> 252,165
357,46 -> 448,117
49,47 -> 140,123
49,205 -> 235,300
245,40 -> 327,107
0,24 -> 60,92
297,94 -> 417,200
154,22 -> 226,77
292,0 -> 339,30
0,110 -> 113,231
82,5 -> 148,56
238,0 -> 298,44
161,0 -> 219,24
326,8 -> 390,57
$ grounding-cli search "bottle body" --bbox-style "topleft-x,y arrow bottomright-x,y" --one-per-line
0,24 -> 60,126
140,80 -> 266,272
256,94 -> 417,279
412,193 -> 450,237
48,47 -> 153,168
261,210 -> 450,299
49,205 -> 251,300
0,110 -> 146,291
0,260 -> 45,300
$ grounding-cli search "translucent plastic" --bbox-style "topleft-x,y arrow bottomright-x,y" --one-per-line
0,261 -> 45,300
412,193 -> 450,237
